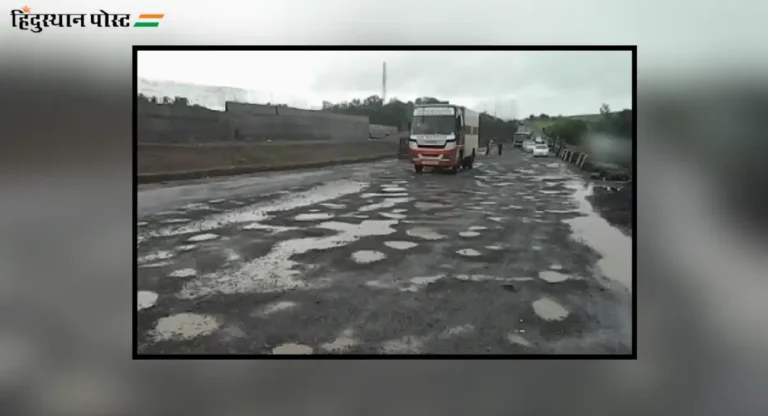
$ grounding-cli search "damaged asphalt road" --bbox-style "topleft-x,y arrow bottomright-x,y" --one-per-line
136,151 -> 633,355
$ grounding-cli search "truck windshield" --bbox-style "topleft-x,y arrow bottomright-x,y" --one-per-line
411,115 -> 455,135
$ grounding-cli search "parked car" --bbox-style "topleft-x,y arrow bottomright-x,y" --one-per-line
533,144 -> 550,157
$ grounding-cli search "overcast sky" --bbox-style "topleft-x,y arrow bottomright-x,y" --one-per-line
138,50 -> 632,118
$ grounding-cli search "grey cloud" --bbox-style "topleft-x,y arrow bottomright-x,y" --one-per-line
310,51 -> 631,116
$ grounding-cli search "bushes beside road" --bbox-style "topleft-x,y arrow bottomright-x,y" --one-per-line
531,103 -> 633,181
553,144 -> 632,181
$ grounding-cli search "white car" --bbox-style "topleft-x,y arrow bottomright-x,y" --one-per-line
523,141 -> 535,152
533,144 -> 549,157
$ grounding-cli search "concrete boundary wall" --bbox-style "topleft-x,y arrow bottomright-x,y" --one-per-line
370,124 -> 398,138
137,99 -> 370,143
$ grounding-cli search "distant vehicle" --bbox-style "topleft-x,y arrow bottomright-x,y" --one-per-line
408,104 -> 479,174
523,140 -> 535,152
513,132 -> 531,148
534,136 -> 545,144
533,144 -> 550,157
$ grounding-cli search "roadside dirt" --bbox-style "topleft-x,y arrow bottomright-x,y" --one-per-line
587,181 -> 633,235
137,140 -> 398,182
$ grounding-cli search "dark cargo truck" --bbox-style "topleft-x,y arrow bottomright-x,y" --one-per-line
512,131 -> 532,148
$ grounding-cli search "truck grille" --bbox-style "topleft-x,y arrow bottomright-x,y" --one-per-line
418,144 -> 446,149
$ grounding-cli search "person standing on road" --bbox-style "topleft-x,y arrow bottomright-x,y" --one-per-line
486,138 -> 493,155
497,138 -> 504,155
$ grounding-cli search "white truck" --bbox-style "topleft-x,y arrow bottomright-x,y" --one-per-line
407,104 -> 479,174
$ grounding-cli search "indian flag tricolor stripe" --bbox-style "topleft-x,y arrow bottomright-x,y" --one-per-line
134,13 -> 164,27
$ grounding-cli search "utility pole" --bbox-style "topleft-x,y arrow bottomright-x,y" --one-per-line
382,61 -> 387,103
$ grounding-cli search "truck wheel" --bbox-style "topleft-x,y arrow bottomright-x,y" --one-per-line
448,158 -> 459,174
414,165 -> 423,173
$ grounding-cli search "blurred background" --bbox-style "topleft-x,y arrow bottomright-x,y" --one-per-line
3,0 -> 768,415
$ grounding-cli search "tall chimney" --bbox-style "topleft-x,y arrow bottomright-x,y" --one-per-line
382,61 -> 387,103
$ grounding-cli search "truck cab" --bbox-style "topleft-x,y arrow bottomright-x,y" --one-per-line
513,132 -> 531,148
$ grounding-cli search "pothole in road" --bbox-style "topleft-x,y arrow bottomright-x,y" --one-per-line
137,291 -> 158,311
381,336 -> 424,354
161,218 -> 191,224
352,250 -> 386,264
439,324 -> 475,339
538,271 -> 570,283
384,241 -> 419,250
169,268 -> 196,278
486,245 -> 503,250
532,298 -> 570,321
320,203 -> 346,209
294,212 -> 335,221
179,220 -> 397,298
457,248 -> 482,257
151,313 -> 221,341
415,202 -> 449,210
187,233 -> 219,242
259,301 -> 298,316
459,231 -> 481,238
242,222 -> 297,233
380,212 -> 407,220
359,197 -> 412,212
469,226 -> 488,231
507,333 -> 533,347
382,186 -> 407,192
320,331 -> 359,353
406,227 -> 446,240
137,221 -> 148,227
139,261 -> 173,268
138,250 -> 174,263
404,275 -> 444,291
362,192 -> 409,198
455,274 -> 533,282
182,203 -> 210,210
177,244 -> 197,252
272,343 -> 313,355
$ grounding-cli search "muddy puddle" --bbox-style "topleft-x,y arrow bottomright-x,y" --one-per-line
565,181 -> 632,293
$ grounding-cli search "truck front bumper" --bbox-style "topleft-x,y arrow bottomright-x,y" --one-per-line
409,148 -> 458,167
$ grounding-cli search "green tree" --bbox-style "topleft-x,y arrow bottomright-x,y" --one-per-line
593,104 -> 632,140
546,118 -> 589,146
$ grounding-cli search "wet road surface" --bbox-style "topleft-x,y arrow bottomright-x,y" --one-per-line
136,150 -> 633,354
